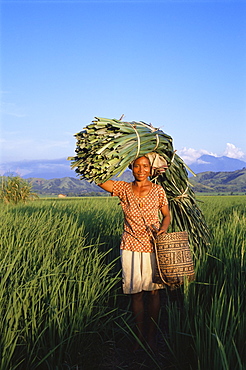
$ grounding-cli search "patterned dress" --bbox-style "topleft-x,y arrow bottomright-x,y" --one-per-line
112,181 -> 168,253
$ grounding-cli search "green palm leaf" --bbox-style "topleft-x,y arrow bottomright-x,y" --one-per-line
68,117 -> 210,252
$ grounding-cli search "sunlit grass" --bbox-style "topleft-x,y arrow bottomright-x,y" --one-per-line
0,199 -> 121,369
162,196 -> 246,370
0,195 -> 245,369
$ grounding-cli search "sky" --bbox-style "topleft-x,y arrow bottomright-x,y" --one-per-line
1,0 -> 246,166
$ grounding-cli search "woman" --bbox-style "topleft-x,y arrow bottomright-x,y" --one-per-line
98,155 -> 170,351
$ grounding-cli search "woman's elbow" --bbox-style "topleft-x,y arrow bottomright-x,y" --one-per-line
98,180 -> 114,193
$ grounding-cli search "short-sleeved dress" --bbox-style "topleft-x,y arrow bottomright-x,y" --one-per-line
112,181 -> 168,294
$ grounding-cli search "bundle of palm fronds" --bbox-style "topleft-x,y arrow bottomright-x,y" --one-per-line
68,117 -> 210,253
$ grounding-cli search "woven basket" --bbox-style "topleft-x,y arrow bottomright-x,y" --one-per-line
153,231 -> 195,289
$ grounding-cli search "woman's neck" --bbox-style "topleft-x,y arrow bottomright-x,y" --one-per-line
132,180 -> 152,197
132,179 -> 150,187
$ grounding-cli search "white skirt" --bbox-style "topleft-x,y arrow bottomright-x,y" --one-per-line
120,249 -> 166,294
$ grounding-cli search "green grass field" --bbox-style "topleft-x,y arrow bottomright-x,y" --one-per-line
0,195 -> 245,369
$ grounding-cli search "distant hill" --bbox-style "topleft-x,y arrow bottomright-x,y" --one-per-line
189,168 -> 246,193
24,169 -> 246,196
2,156 -> 246,195
27,171 -> 134,196
28,177 -> 102,196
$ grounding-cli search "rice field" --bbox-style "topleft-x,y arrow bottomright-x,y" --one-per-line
0,195 -> 245,369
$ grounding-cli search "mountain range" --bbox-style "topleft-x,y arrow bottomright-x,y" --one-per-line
189,168 -> 246,193
27,171 -> 134,196
189,154 -> 246,173
23,168 -> 245,196
1,154 -> 246,179
1,155 -> 246,195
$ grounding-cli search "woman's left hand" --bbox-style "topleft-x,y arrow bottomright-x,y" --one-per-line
157,228 -> 167,236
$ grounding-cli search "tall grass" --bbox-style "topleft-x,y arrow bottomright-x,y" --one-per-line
0,196 -> 245,369
0,199 -> 121,369
0,176 -> 38,204
162,196 -> 245,370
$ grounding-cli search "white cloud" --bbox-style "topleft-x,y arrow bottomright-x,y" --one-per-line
177,147 -> 217,165
178,144 -> 246,164
223,143 -> 245,160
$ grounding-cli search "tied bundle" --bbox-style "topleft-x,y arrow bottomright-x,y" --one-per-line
68,117 -> 210,253
68,117 -> 174,184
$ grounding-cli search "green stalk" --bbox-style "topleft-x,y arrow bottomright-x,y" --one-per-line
68,117 -> 210,252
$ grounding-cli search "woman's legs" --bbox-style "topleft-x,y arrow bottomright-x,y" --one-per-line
131,291 -> 145,349
121,250 -> 162,350
147,289 -> 160,350
131,289 -> 160,351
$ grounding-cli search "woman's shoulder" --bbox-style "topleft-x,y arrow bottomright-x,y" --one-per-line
152,182 -> 163,190
152,183 -> 166,194
112,180 -> 132,192
114,180 -> 131,186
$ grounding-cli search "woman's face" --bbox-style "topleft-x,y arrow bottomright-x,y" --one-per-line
132,156 -> 151,181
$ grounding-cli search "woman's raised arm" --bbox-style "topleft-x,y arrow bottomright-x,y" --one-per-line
98,180 -> 114,193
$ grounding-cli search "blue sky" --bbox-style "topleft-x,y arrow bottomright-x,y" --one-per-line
1,0 -> 246,166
